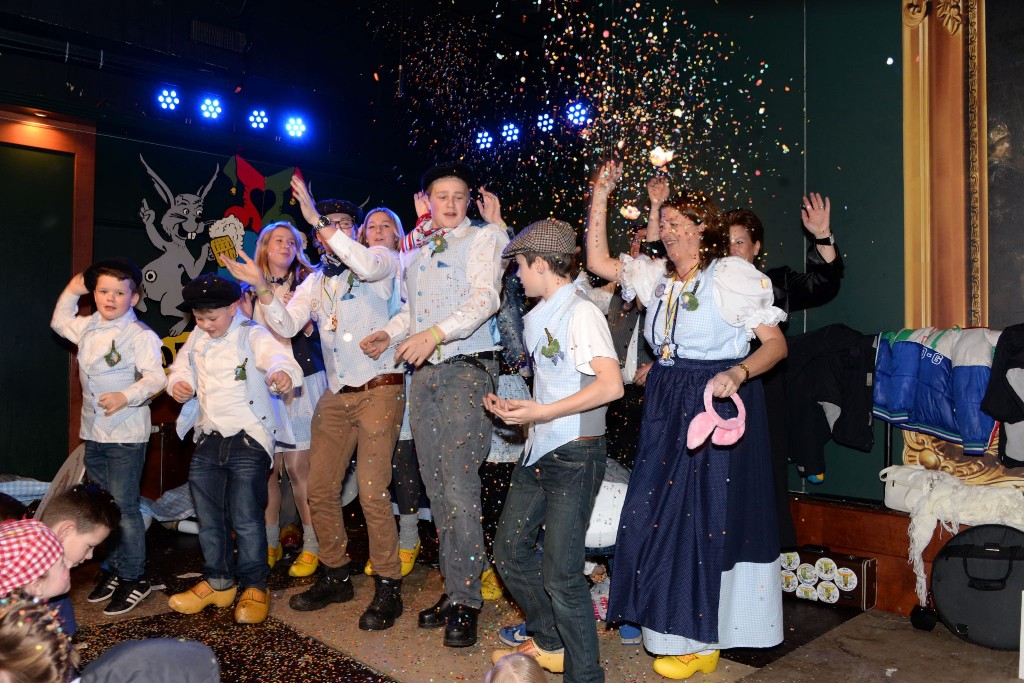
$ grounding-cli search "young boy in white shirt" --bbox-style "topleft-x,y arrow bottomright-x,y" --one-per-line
166,273 -> 302,625
486,219 -> 623,683
50,258 -> 166,616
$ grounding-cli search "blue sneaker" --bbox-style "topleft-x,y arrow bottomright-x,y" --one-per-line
498,622 -> 531,647
618,623 -> 642,645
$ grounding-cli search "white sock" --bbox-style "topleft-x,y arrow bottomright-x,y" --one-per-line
266,525 -> 280,548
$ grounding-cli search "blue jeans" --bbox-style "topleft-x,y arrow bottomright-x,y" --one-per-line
495,438 -> 607,683
84,440 -> 147,580
188,432 -> 271,590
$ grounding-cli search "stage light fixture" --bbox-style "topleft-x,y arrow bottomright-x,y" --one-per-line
537,113 -> 554,133
285,117 -> 307,138
476,131 -> 494,149
501,123 -> 520,143
157,89 -> 179,110
200,97 -> 222,119
249,110 -> 269,129
566,102 -> 590,126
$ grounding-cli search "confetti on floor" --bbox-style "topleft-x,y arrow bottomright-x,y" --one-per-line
76,610 -> 400,683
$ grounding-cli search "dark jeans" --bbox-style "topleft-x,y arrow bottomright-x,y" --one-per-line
84,440 -> 148,580
495,438 -> 607,683
189,432 -> 271,591
391,439 -> 424,515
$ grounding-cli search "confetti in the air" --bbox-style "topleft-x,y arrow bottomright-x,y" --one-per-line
363,2 -> 798,247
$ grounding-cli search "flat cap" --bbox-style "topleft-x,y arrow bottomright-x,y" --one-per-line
503,219 -> 578,259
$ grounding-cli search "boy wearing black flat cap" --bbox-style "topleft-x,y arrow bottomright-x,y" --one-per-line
166,273 -> 303,625
50,258 -> 166,616
361,162 -> 509,647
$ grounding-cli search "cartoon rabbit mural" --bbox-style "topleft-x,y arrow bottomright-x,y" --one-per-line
137,155 -> 220,335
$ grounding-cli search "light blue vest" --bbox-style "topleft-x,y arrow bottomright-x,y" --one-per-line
644,259 -> 751,361
522,283 -> 607,466
79,321 -> 151,436
403,221 -> 500,361
175,316 -> 295,448
319,267 -> 398,387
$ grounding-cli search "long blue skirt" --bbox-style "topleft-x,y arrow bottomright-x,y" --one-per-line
607,357 -> 782,651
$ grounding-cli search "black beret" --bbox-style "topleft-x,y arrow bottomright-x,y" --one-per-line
314,199 -> 363,224
421,162 -> 475,192
84,258 -> 143,291
177,273 -> 242,312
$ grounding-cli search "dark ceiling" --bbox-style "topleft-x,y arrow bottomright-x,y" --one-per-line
0,0 -> 569,166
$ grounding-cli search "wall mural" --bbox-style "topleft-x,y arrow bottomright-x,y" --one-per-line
134,153 -> 303,367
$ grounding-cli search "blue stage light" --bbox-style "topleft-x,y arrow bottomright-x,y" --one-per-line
566,102 -> 590,126
157,89 -> 179,111
537,113 -> 554,133
501,123 -> 520,143
200,97 -> 222,119
249,109 -> 269,129
285,117 -> 307,138
476,130 -> 494,149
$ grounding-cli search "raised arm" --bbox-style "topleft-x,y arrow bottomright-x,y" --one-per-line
645,175 -> 670,241
585,160 -> 624,282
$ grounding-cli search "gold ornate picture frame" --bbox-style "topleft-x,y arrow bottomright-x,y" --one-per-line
901,0 -> 1024,482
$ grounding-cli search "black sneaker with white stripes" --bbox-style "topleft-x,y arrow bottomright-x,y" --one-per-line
87,571 -> 119,603
103,578 -> 152,616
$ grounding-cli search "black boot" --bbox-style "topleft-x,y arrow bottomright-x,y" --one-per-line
418,593 -> 451,629
358,575 -> 404,631
444,603 -> 479,647
288,564 -> 353,611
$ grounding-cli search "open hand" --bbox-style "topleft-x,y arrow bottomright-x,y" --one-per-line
647,176 -> 670,207
593,160 -> 622,196
484,395 -> 545,425
413,191 -> 430,217
218,249 -> 267,289
476,185 -> 503,226
801,192 -> 831,238
291,174 -> 320,226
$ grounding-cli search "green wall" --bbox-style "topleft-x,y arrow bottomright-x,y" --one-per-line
0,143 -> 74,480
682,1 -> 904,500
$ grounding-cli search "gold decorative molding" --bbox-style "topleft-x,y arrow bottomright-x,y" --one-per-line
903,430 -> 1024,486
966,0 -> 987,327
903,1 -> 928,28
937,0 -> 964,34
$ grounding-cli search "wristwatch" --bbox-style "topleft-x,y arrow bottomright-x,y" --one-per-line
814,233 -> 835,246
314,215 -> 331,232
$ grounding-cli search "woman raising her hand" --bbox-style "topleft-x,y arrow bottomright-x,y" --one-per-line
586,161 -> 787,680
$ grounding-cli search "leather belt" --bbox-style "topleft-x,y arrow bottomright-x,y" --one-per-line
442,350 -> 496,365
439,351 -> 496,377
577,435 -> 603,442
338,373 -> 405,394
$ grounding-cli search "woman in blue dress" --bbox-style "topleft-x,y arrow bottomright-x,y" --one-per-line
586,161 -> 788,680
